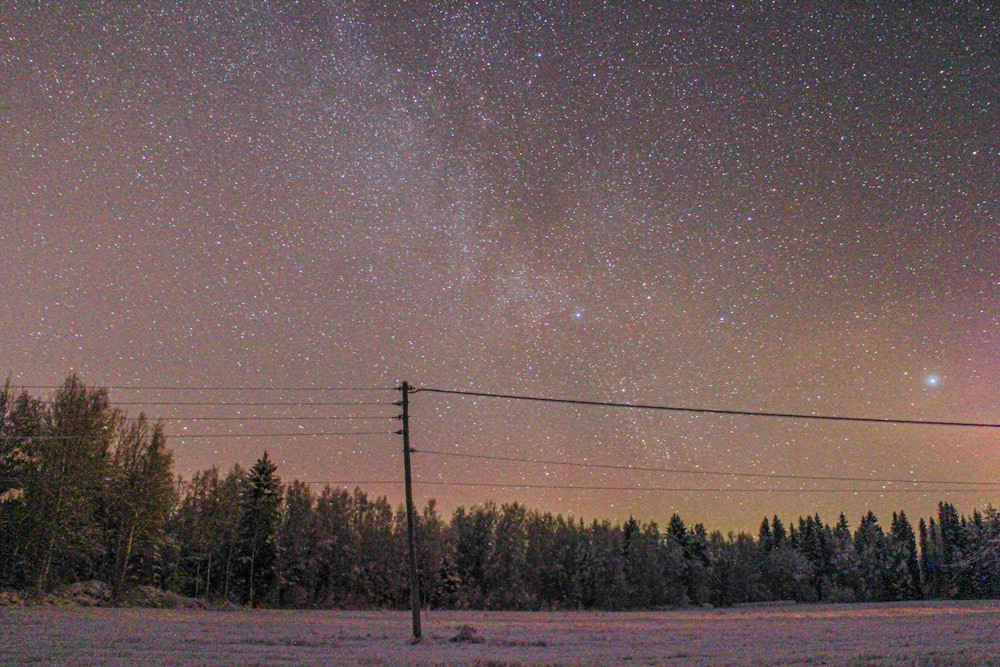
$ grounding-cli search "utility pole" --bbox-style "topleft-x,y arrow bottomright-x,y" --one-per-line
398,381 -> 422,642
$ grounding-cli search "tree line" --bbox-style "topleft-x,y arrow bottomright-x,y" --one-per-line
1,376 -> 998,608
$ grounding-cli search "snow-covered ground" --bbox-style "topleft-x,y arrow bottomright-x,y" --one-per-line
3,601 -> 999,666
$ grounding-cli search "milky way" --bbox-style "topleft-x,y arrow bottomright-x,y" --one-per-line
2,2 -> 997,532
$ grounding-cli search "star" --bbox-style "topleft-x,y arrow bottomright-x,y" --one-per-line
1,1 -> 996,534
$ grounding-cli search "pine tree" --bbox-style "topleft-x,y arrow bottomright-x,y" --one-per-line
235,452 -> 283,606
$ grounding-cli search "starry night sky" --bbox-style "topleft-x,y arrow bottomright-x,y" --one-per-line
2,2 -> 998,532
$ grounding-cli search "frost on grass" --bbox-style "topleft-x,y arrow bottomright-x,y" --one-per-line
2,603 -> 999,666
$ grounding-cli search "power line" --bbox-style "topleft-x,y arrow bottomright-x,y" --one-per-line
408,480 -> 998,494
157,416 -> 395,422
20,385 -> 394,392
170,477 -> 995,495
177,479 -> 404,487
299,480 -> 403,486
415,387 -> 1000,429
114,400 -> 392,407
170,431 -> 395,438
14,431 -> 395,441
415,448 -> 1000,488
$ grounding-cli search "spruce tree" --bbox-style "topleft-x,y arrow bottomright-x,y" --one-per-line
276,479 -> 316,606
830,513 -> 860,600
758,517 -> 773,552
888,511 -> 921,600
236,452 -> 282,606
854,511 -> 889,601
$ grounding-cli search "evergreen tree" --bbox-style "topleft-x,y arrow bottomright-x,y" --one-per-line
309,485 -> 358,607
854,511 -> 889,601
936,502 -> 965,597
920,517 -> 945,597
235,452 -> 283,606
708,531 -> 764,606
665,513 -> 692,603
169,465 -> 244,601
963,509 -> 993,598
623,516 -> 641,560
687,523 -> 712,604
277,479 -> 317,606
970,506 -> 1000,597
621,516 -> 650,607
664,514 -> 711,604
622,519 -> 672,608
771,515 -> 788,548
828,513 -> 860,601
587,519 -> 628,609
758,517 -> 773,552
793,514 -> 832,602
887,511 -> 921,600
526,512 -> 584,609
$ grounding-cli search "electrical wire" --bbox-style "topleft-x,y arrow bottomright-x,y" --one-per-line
114,401 -> 392,407
414,387 -> 1000,429
176,479 -> 404,487
8,382 -> 998,500
169,431 -> 396,438
10,431 -> 395,441
156,416 -> 395,421
414,448 -> 1000,488
407,480 -> 997,494
20,385 -> 394,392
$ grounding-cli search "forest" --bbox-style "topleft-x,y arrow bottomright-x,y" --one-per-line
1,376 -> 998,609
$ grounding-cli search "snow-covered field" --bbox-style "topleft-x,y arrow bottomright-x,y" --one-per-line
3,601 -> 999,666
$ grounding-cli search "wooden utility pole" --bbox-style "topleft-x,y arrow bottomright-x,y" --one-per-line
399,381 -> 422,641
